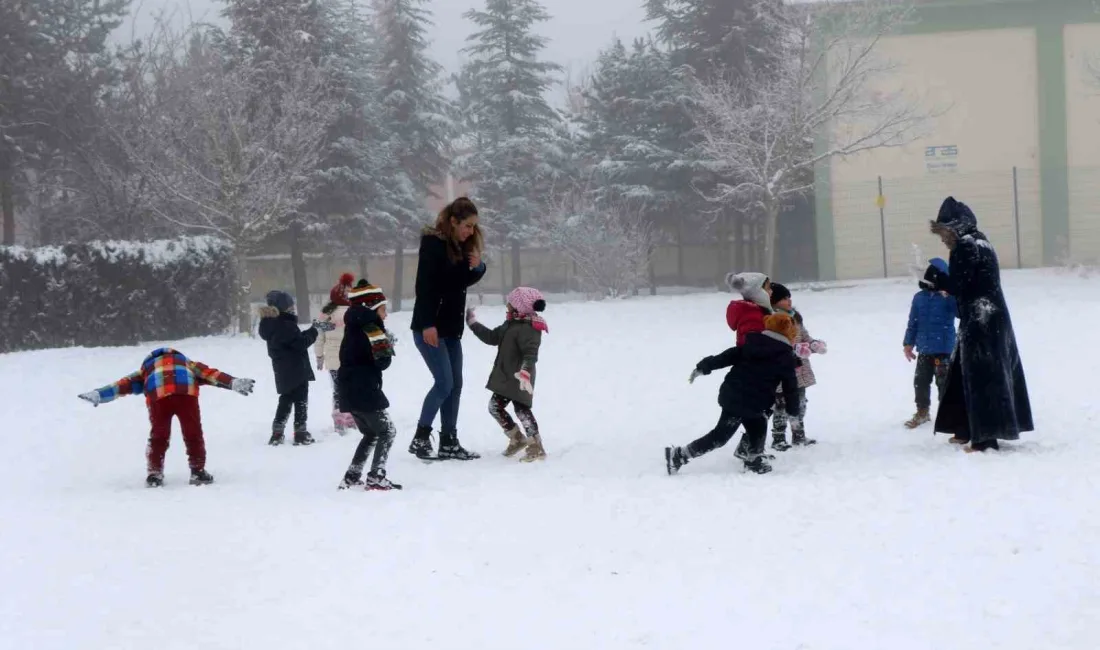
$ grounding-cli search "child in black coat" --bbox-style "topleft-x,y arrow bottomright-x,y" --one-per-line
337,280 -> 401,490
665,313 -> 801,475
258,290 -> 333,446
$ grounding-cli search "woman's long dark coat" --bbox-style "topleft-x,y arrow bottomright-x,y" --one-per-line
929,197 -> 1033,443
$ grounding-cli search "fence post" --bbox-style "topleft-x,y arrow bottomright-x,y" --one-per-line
877,175 -> 888,278
1012,166 -> 1022,269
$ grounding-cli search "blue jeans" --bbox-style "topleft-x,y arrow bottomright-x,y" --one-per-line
414,333 -> 464,431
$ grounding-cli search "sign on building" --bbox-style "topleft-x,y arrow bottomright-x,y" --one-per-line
925,145 -> 958,174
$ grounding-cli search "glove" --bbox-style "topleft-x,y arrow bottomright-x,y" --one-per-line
794,342 -> 813,359
689,368 -> 703,384
466,308 -> 477,325
78,391 -> 101,407
810,340 -> 827,354
313,319 -> 336,332
316,357 -> 324,370
231,378 -> 255,395
386,331 -> 398,347
515,369 -> 534,394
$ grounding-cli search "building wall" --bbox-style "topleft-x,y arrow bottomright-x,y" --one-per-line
1064,22 -> 1100,264
828,27 -> 1042,280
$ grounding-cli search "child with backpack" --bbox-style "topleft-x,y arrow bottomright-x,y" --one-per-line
665,313 -> 801,476
77,348 -> 255,487
903,258 -> 958,428
466,287 -> 549,462
316,273 -> 355,434
258,290 -> 334,446
768,282 -> 828,450
337,280 -> 402,490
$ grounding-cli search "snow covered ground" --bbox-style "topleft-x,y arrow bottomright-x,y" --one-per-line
2,269 -> 1098,649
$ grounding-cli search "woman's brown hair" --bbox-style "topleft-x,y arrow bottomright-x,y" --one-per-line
434,196 -> 484,262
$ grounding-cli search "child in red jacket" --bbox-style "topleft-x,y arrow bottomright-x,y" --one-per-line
78,348 -> 255,487
725,272 -> 773,345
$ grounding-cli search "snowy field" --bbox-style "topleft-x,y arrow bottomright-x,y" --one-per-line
2,268 -> 1099,650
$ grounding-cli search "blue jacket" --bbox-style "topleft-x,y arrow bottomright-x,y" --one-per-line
904,290 -> 957,355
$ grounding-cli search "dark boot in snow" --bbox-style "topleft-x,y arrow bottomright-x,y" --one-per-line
771,433 -> 792,452
736,437 -> 774,462
146,473 -> 164,488
744,456 -> 773,475
293,431 -> 315,446
665,446 -> 689,475
268,431 -> 285,446
791,431 -> 817,447
339,471 -> 364,490
905,408 -> 931,429
408,425 -> 435,459
189,469 -> 215,486
965,439 -> 1000,453
437,430 -> 480,460
365,472 -> 402,491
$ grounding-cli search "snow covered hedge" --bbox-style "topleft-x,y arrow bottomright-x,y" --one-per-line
0,237 -> 235,353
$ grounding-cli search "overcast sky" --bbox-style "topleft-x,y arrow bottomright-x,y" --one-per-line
118,0 -> 654,91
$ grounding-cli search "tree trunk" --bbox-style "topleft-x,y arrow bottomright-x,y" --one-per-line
510,240 -> 522,288
235,251 -> 252,334
715,210 -> 731,287
1,164 -> 15,245
647,244 -> 657,296
675,218 -> 685,286
289,222 -> 311,323
763,199 -> 780,280
393,240 -> 404,312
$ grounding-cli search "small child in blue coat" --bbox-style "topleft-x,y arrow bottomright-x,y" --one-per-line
903,258 -> 958,428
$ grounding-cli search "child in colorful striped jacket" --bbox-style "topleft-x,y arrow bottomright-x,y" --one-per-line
78,348 -> 255,487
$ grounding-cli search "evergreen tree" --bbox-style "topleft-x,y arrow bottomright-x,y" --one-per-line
457,0 -> 568,286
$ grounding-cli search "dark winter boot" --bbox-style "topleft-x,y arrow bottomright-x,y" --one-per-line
744,455 -> 773,475
339,471 -> 364,490
146,473 -> 164,488
189,469 -> 215,486
735,437 -> 775,462
771,433 -> 792,452
408,425 -> 435,459
437,430 -> 481,460
365,471 -> 403,491
791,431 -> 817,447
905,407 -> 931,429
268,431 -> 285,446
665,446 -> 690,475
293,431 -> 315,446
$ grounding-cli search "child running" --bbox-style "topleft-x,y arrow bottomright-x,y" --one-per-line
316,273 -> 355,434
337,280 -> 402,490
726,272 -> 773,345
665,313 -> 801,476
77,348 -> 255,487
767,282 -> 827,450
903,258 -> 957,428
466,287 -> 548,462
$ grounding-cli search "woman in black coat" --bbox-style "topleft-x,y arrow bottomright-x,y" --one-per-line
926,196 -> 1033,452
408,197 -> 487,460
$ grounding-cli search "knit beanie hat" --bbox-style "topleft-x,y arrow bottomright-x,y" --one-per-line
265,290 -> 295,313
330,273 -> 355,306
348,279 -> 387,311
506,286 -> 548,333
769,282 -> 791,306
764,313 -> 800,345
725,271 -> 771,311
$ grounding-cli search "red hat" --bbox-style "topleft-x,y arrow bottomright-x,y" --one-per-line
330,273 -> 354,306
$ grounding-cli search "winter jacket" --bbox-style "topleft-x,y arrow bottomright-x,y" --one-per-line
696,331 -> 800,420
336,304 -> 391,413
410,228 -> 487,339
927,196 -> 1033,443
258,306 -> 318,395
316,305 -> 349,371
776,308 -> 821,389
726,300 -> 769,346
93,348 -> 235,407
468,317 -> 542,407
904,290 -> 957,356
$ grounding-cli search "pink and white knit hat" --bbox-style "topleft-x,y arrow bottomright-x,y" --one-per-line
506,286 -> 548,332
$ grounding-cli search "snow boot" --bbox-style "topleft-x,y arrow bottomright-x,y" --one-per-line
339,471 -> 365,490
791,431 -> 817,447
189,469 -> 215,486
744,455 -> 773,475
905,407 -> 931,429
293,431 -> 315,446
502,427 -> 528,457
408,425 -> 435,459
437,430 -> 481,461
771,433 -> 792,452
365,472 -> 402,491
520,434 -> 546,463
146,473 -> 164,488
735,437 -> 775,462
948,435 -> 969,445
665,446 -> 689,475
268,431 -> 285,446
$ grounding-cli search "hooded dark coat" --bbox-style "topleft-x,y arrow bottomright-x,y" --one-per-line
928,197 -> 1033,443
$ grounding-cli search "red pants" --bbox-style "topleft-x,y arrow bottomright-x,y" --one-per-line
146,394 -> 206,474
